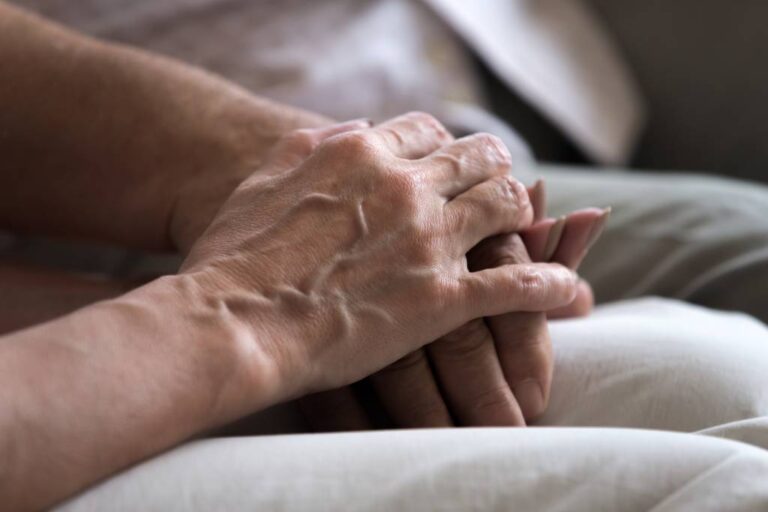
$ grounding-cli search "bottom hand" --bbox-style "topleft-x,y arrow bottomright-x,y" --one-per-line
301,181 -> 609,430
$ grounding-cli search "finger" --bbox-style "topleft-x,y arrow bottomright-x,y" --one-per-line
461,262 -> 578,318
419,133 -> 513,197
468,233 -> 552,421
427,319 -> 526,426
539,209 -> 605,321
521,217 -> 562,262
547,278 -> 595,319
371,111 -> 454,159
551,207 -> 611,268
524,209 -> 604,265
371,350 -> 453,428
298,386 -> 372,432
268,119 -> 373,172
527,179 -> 546,222
447,175 -> 533,251
488,312 -> 551,420
551,208 -> 611,269
521,213 -> 598,319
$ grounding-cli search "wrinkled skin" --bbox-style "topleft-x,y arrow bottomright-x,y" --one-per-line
182,113 -> 579,405
0,4 -> 601,508
300,182 -> 608,431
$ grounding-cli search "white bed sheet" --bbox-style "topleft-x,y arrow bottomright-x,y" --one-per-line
57,298 -> 768,511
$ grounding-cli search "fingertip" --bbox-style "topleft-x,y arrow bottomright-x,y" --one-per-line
550,209 -> 606,269
546,278 -> 594,319
543,216 -> 566,261
571,278 -> 595,315
567,268 -> 581,301
528,179 -> 547,222
586,207 -> 612,250
544,263 -> 581,306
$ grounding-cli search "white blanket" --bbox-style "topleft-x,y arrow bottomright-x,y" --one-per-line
58,298 -> 768,511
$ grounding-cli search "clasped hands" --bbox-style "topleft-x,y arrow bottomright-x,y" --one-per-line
180,112 -> 609,430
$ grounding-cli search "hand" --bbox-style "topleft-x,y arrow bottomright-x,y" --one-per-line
300,182 -> 609,430
180,112 -> 578,415
521,189 -> 608,319
166,110 -> 331,255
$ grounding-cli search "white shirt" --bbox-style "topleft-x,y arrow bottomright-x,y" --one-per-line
13,0 -> 643,165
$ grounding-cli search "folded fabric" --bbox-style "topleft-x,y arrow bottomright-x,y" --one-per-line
58,298 -> 768,511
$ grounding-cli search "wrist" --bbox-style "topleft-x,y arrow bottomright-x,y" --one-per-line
152,272 -> 290,424
0,270 -> 287,509
165,96 -> 332,253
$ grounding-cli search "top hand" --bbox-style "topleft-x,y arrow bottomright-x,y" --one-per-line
301,168 -> 608,431
180,112 -> 578,414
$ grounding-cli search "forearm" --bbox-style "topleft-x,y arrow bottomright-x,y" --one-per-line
0,262 -> 136,334
0,275 -> 277,511
0,2 -> 328,250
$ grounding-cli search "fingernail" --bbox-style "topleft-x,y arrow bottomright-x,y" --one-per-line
585,207 -> 612,250
543,216 -> 566,261
513,380 -> 544,420
530,180 -> 546,222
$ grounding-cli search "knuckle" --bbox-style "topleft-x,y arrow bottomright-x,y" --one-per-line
319,131 -> 378,160
404,110 -> 438,126
472,133 -> 513,168
504,267 -> 549,307
487,176 -> 532,227
460,178 -> 518,225
493,175 -> 522,202
514,265 -> 575,307
408,239 -> 437,266
282,129 -> 317,155
518,267 -> 548,296
509,178 -> 533,224
405,110 -> 436,122
470,177 -> 519,211
382,169 -> 420,204
404,111 -> 451,139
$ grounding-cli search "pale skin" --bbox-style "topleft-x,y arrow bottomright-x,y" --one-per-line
0,3 -> 606,510
299,190 -> 606,431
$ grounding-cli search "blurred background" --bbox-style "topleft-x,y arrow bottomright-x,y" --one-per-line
479,0 -> 768,180
574,0 -> 768,180
13,0 -> 768,179
4,0 -> 768,326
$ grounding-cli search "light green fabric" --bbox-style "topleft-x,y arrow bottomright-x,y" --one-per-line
541,165 -> 768,322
